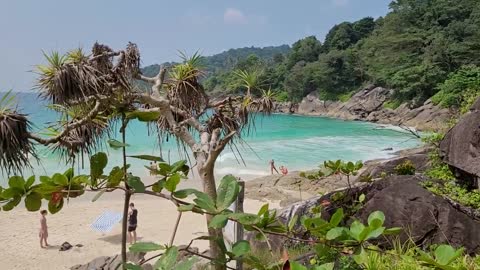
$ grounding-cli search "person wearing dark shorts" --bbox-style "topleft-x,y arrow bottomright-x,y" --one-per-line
128,203 -> 138,244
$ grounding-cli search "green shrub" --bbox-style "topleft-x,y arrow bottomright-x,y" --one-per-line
423,181 -> 480,209
275,90 -> 290,102
394,160 -> 416,175
383,100 -> 402,110
338,91 -> 355,102
432,65 -> 480,108
460,87 -> 480,114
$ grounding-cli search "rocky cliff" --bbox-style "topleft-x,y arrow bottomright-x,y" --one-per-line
275,86 -> 454,131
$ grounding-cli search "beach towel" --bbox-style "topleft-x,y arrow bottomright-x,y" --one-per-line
91,211 -> 123,233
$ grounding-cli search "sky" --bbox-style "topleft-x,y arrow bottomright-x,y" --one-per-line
0,0 -> 392,91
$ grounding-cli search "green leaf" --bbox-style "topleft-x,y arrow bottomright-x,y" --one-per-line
434,245 -> 464,266
216,175 -> 240,211
353,246 -> 368,265
90,152 -> 108,179
157,163 -> 172,175
367,211 -> 385,229
349,221 -> 366,241
290,261 -> 308,270
25,192 -> 42,211
231,240 -> 250,258
313,263 -> 335,270
329,208 -> 344,227
384,227 -> 402,235
165,173 -> 181,193
107,166 -> 124,188
107,139 -> 130,149
358,194 -> 366,203
170,160 -> 188,174
326,227 -> 345,240
127,155 -> 164,162
177,204 -> 195,212
127,175 -> 146,193
173,189 -> 198,199
127,110 -> 161,122
40,176 -> 52,184
228,213 -> 261,225
288,215 -> 299,232
258,203 -> 269,216
25,176 -> 36,189
52,173 -> 68,186
174,257 -> 199,270
129,242 -> 164,252
91,189 -> 106,202
154,246 -> 178,270
2,195 -> 21,211
124,263 -> 142,270
152,180 -> 165,193
365,227 -> 385,240
9,176 -> 25,190
64,168 -> 74,180
48,197 -> 64,214
193,192 -> 217,213
2,187 -> 22,199
209,214 -> 229,229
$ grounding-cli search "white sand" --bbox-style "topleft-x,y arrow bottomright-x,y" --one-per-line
0,188 -> 279,270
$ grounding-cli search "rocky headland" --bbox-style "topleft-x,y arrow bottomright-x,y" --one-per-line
274,85 -> 454,131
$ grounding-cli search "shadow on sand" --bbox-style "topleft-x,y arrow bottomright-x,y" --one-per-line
98,233 -> 143,244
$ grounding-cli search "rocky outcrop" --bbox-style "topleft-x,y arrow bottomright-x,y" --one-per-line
356,176 -> 480,254
71,252 -> 147,270
440,97 -> 480,189
273,101 -> 298,114
359,147 -> 431,178
276,175 -> 480,255
277,86 -> 453,131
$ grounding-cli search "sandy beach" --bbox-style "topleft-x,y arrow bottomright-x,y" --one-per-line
0,182 -> 279,270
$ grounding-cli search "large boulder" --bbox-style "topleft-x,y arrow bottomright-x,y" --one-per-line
440,100 -> 480,188
277,175 -> 480,255
356,176 -> 480,254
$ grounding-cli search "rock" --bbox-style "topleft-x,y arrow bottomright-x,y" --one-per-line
359,147 -> 431,178
70,252 -> 147,270
288,87 -> 453,131
382,147 -> 393,151
440,101 -> 480,188
356,175 -> 480,254
275,175 -> 480,255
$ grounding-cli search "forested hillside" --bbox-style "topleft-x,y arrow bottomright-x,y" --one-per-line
142,0 -> 480,108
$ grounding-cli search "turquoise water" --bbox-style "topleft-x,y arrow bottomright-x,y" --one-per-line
4,93 -> 421,182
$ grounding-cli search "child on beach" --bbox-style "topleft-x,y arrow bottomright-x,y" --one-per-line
39,210 -> 49,248
279,166 -> 289,176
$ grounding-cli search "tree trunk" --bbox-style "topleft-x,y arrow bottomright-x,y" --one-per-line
120,114 -> 131,268
200,163 -> 227,270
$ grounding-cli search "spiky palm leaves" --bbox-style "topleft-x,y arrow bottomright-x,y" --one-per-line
0,92 -> 37,175
168,52 -> 208,114
46,103 -> 110,161
233,69 -> 263,97
36,43 -> 141,105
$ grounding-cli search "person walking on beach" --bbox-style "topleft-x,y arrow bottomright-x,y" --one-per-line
269,159 -> 279,175
39,210 -> 49,248
128,203 -> 138,244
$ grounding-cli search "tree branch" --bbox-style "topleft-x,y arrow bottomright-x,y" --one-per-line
28,100 -> 102,146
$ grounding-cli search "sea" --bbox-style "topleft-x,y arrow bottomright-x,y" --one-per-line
1,92 -> 421,183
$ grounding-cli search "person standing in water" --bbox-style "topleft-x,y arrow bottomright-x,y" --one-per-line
269,159 -> 279,175
39,210 -> 49,248
128,203 -> 138,244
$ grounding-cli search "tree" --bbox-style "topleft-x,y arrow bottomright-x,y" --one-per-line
0,43 -> 274,270
286,36 -> 322,69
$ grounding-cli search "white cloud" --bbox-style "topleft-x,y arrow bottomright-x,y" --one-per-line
223,8 -> 248,25
332,0 -> 349,7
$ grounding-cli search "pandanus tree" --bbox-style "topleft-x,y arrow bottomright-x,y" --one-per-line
0,43 -> 274,269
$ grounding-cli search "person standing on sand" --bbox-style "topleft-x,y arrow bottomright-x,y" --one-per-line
269,159 -> 279,175
128,203 -> 138,244
39,210 -> 49,248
